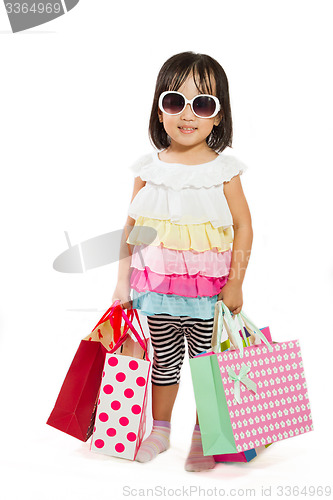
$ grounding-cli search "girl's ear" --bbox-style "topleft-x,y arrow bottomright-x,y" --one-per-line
214,111 -> 222,127
158,109 -> 163,123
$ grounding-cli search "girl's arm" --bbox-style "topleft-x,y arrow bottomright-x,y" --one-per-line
112,176 -> 146,309
218,175 -> 253,314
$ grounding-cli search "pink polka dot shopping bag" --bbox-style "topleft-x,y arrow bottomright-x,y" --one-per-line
90,307 -> 151,461
47,300 -> 136,441
190,300 -> 314,456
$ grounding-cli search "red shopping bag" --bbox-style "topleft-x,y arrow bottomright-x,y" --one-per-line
91,308 -> 150,460
46,300 -> 133,441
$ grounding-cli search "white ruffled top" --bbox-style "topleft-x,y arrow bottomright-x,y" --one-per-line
128,151 -> 248,229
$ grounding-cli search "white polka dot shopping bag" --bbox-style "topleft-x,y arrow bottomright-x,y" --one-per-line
90,307 -> 151,461
190,301 -> 314,456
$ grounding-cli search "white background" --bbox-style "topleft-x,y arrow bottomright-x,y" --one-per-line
1,1 -> 332,499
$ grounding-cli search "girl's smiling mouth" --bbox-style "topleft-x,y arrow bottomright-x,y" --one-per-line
178,126 -> 197,134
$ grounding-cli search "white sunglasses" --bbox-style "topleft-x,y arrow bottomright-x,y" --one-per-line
159,91 -> 221,119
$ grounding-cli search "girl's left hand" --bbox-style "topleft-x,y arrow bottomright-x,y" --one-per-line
217,281 -> 243,315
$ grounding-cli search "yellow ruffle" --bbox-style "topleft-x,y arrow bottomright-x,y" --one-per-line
126,216 -> 233,252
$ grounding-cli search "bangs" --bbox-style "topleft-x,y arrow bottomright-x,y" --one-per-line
168,63 -> 215,95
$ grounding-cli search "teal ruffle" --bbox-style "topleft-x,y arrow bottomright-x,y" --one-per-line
131,290 -> 216,320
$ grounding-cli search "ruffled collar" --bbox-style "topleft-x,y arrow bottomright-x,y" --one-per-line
129,151 -> 248,190
154,150 -> 222,167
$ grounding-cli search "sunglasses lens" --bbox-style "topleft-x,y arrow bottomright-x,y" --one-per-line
193,96 -> 217,118
162,93 -> 185,114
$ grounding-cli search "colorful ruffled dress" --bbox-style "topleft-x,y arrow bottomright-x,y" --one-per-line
126,151 -> 248,320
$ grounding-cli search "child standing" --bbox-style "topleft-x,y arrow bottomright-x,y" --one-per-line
112,51 -> 253,472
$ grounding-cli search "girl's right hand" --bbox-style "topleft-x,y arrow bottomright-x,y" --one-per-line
112,280 -> 132,310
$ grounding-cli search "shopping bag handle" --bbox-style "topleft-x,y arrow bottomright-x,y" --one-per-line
90,301 -> 146,348
125,308 -> 147,345
108,326 -> 150,362
90,300 -> 123,334
108,308 -> 150,361
90,300 -> 137,339
220,310 -> 250,350
216,301 -> 273,356
120,307 -> 149,353
212,302 -> 237,353
215,301 -> 246,356
238,309 -> 273,351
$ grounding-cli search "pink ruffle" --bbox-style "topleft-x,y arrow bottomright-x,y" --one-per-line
130,244 -> 232,278
130,267 -> 228,298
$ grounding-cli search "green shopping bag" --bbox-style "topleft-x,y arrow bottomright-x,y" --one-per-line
190,351 -> 237,455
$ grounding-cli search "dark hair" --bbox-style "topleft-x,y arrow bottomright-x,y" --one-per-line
149,52 -> 233,153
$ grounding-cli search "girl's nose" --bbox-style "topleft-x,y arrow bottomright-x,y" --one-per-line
181,103 -> 195,120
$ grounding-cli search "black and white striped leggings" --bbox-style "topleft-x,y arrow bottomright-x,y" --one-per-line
146,313 -> 214,386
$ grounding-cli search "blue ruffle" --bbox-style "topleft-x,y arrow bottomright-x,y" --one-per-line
131,290 -> 216,320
